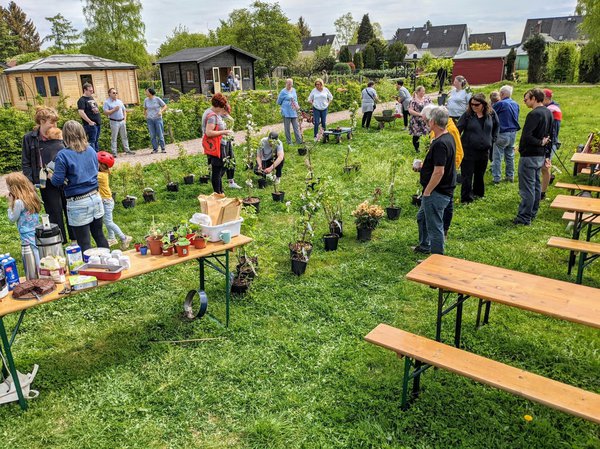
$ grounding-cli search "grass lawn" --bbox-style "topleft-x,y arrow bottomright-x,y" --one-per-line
0,84 -> 598,448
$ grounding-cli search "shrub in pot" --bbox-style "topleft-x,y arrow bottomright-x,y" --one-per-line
143,187 -> 156,202
352,198 -> 384,242
146,217 -> 164,255
122,195 -> 136,209
183,174 -> 195,184
198,174 -> 210,184
175,237 -> 191,257
386,161 -> 401,220
266,172 -> 284,202
167,182 -> 179,192
242,179 -> 260,213
323,233 -> 339,251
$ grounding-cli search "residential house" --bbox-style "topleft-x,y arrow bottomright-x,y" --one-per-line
469,32 -> 507,49
301,33 -> 341,57
390,23 -> 469,58
521,15 -> 586,44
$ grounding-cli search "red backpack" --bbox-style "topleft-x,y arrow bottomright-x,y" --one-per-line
202,111 -> 222,157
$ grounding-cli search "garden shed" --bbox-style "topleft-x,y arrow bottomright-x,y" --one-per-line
3,54 -> 139,111
453,49 -> 511,85
155,45 -> 258,97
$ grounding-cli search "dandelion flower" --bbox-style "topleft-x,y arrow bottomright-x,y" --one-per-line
523,415 -> 533,422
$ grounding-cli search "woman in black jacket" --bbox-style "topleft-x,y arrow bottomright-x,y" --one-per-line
22,107 -> 74,243
456,93 -> 499,203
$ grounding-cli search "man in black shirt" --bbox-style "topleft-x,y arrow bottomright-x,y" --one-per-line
77,82 -> 101,151
513,88 -> 553,225
413,106 -> 456,255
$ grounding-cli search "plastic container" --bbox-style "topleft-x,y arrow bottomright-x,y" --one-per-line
1,256 -> 20,291
201,218 -> 243,243
75,263 -> 124,281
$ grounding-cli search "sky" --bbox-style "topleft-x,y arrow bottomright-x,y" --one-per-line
8,0 -> 579,53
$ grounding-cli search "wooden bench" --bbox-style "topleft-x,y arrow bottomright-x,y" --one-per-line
555,182 -> 600,198
365,324 -> 600,423
547,236 -> 600,284
406,255 -> 600,348
561,211 -> 600,225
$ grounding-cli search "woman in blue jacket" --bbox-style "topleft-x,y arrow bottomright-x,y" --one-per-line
277,78 -> 303,145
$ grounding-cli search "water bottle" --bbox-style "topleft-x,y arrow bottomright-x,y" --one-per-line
21,244 -> 38,280
1,256 -> 20,291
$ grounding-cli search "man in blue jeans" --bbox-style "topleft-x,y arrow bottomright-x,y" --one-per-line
77,83 -> 101,151
413,106 -> 456,255
492,85 -> 520,184
513,88 -> 553,225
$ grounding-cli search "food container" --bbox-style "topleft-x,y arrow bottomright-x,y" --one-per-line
83,247 -> 110,263
65,244 -> 83,274
68,275 -> 98,291
200,218 -> 243,243
75,263 -> 124,281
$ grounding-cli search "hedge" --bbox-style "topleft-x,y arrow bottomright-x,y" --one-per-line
0,79 -> 396,174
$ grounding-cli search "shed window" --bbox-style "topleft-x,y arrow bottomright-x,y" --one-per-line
35,77 -> 47,97
242,67 -> 251,79
48,76 -> 60,96
167,70 -> 177,85
204,69 -> 213,81
185,70 -> 195,84
15,77 -> 25,98
80,74 -> 93,90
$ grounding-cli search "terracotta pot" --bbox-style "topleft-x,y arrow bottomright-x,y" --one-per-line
146,236 -> 163,255
134,243 -> 141,252
175,244 -> 190,257
193,237 -> 207,249
162,246 -> 174,256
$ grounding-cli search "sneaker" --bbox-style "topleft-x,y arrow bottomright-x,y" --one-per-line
228,181 -> 242,189
125,150 -> 134,155
161,148 -> 167,153
411,245 -> 431,254
540,192 -> 546,200
120,235 -> 132,250
493,180 -> 501,185
504,177 -> 514,183
107,238 -> 118,247
112,152 -> 118,158
512,218 -> 530,226
152,149 -> 158,154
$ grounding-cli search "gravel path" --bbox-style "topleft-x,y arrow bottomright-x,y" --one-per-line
0,102 -> 397,197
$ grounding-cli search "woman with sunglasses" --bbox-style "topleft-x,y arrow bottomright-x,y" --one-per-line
456,93 -> 499,203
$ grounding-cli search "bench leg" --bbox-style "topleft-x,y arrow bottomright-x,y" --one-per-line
476,299 -> 492,328
435,289 -> 444,342
401,356 -> 412,409
0,317 -> 27,410
454,300 -> 463,348
400,357 -> 431,410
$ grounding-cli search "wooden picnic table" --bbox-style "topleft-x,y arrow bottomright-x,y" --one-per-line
0,235 -> 252,410
571,152 -> 600,179
406,254 -> 600,347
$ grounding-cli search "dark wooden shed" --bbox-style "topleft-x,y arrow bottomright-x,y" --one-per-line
155,45 -> 258,97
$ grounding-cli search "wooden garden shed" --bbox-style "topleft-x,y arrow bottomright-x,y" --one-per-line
3,54 -> 139,111
452,49 -> 511,85
155,45 -> 258,97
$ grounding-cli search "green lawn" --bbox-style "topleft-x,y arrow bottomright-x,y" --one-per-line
0,84 -> 598,449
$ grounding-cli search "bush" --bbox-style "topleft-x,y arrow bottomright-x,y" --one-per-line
547,43 -> 579,83
333,63 -> 351,74
579,45 -> 600,83
0,107 -> 34,174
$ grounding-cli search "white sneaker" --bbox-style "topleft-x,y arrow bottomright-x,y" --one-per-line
120,235 -> 132,250
228,181 -> 242,189
107,238 -> 118,247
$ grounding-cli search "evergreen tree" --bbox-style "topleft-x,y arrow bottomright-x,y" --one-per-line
0,19 -> 18,61
1,2 -> 41,54
353,51 -> 363,70
363,45 -> 376,69
365,38 -> 386,68
579,44 -> 600,83
297,16 -> 311,40
386,41 -> 407,67
81,0 -> 150,68
357,14 -> 374,44
505,47 -> 516,80
338,45 -> 351,62
44,14 -> 80,51
523,34 -> 547,83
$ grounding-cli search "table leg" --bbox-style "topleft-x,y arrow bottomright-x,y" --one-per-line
569,211 -> 583,273
0,317 -> 27,410
199,257 -> 205,291
225,250 -> 230,328
454,299 -> 463,348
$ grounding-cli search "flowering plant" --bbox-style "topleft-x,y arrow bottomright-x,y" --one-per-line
349,101 -> 359,129
265,172 -> 279,193
352,199 -> 384,230
296,186 -> 323,243
222,115 -> 235,142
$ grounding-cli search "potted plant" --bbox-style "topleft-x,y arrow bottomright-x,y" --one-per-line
164,166 -> 179,192
267,172 -> 284,202
177,143 -> 195,184
146,216 -> 164,255
323,233 -> 339,251
161,234 -> 174,256
352,193 -> 384,242
291,247 -> 309,276
386,161 -> 401,220
343,145 -> 360,173
175,237 -> 191,257
289,185 -> 323,268
143,187 -> 156,203
198,164 -> 211,184
242,179 -> 261,213
323,191 -> 343,237
132,163 -> 155,202
192,228 -> 208,249
116,164 -> 136,209
232,252 -> 258,294
257,175 -> 267,189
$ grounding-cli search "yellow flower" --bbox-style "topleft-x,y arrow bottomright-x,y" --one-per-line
523,414 -> 533,422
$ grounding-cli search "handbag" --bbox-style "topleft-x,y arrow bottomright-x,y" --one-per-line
202,112 -> 223,158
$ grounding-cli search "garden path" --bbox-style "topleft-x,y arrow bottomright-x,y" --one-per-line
0,101 -> 397,196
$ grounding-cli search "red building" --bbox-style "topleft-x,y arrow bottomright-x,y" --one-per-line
452,49 -> 511,85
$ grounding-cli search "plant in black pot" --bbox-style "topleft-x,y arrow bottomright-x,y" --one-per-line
267,172 -> 285,202
289,185 -> 323,274
242,179 -> 261,213
177,144 -> 195,184
343,144 -> 360,173
352,192 -> 384,242
164,166 -> 179,192
132,162 -> 156,202
116,164 -> 136,209
322,182 -> 343,237
386,161 -> 401,220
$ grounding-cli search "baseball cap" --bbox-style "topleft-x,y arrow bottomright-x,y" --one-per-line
268,131 -> 279,140
543,89 -> 553,98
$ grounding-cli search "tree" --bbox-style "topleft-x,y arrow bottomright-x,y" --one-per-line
577,0 -> 600,53
505,47 -> 516,80
297,16 -> 311,40
386,41 -> 407,66
1,2 -> 40,54
313,44 -> 335,72
363,45 -> 376,69
0,18 -> 18,60
157,25 -> 212,59
579,44 -> 600,83
365,38 -> 386,69
469,42 -> 491,51
81,0 -> 150,68
551,43 -> 578,83
523,34 -> 547,83
353,51 -> 363,70
43,14 -> 80,51
214,1 -> 301,78
334,12 -> 358,47
338,45 -> 351,62
372,22 -> 385,41
357,14 -> 375,44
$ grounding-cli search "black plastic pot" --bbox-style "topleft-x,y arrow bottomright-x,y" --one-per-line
289,241 -> 313,259
167,182 -> 179,192
198,175 -> 210,184
231,277 -> 251,294
329,220 -> 343,237
183,174 -> 195,184
243,197 -> 260,213
122,197 -> 136,209
386,206 -> 401,220
257,178 -> 267,189
412,194 -> 422,206
143,191 -> 156,203
291,258 -> 308,276
298,147 -> 307,156
272,191 -> 285,202
323,234 -> 339,251
356,227 -> 373,242
343,166 -> 353,174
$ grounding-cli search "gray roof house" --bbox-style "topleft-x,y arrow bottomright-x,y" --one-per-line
521,16 -> 586,43
300,33 -> 341,56
469,32 -> 507,49
391,23 -> 469,58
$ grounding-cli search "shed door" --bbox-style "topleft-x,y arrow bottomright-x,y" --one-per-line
212,67 -> 221,94
114,71 -> 131,103
233,66 -> 242,90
